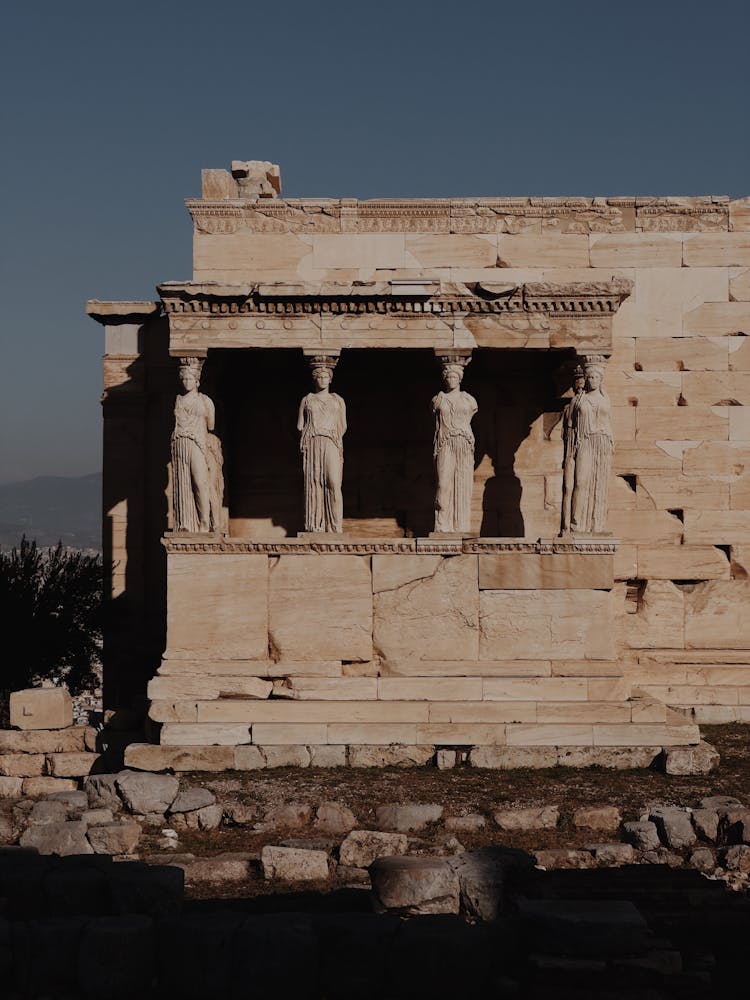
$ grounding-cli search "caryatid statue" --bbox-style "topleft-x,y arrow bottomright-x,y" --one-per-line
171,357 -> 224,533
297,355 -> 347,533
568,355 -> 614,535
432,355 -> 478,533
559,364 -> 586,535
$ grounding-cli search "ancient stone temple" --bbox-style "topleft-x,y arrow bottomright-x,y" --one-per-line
87,161 -> 750,770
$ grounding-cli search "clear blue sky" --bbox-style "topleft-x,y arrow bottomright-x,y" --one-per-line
1,0 -> 748,483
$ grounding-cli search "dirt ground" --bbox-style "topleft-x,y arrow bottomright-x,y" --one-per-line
133,725 -> 750,896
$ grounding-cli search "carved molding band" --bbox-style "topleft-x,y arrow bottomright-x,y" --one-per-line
159,280 -> 632,319
162,536 -> 618,555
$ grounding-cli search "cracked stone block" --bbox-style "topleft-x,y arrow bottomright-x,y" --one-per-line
373,555 -> 479,662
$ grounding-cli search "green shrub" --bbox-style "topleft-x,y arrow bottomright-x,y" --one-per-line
0,537 -> 102,712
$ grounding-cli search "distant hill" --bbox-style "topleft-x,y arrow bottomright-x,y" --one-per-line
0,473 -> 101,551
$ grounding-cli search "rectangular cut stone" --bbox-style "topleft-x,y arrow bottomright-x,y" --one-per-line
684,234 -> 750,266
505,725 -> 594,746
9,688 -> 73,731
377,678 -> 483,701
683,442 -> 750,474
684,511 -> 750,544
166,554 -> 268,660
496,235 -> 589,267
480,591 -> 615,660
536,702 -> 631,723
276,677 -> 377,700
148,701 -> 199,723
373,555 -> 479,662
326,724 -> 419,745
625,581 -> 685,650
311,234 -> 405,269
551,660 -> 624,676
416,724 -> 506,745
478,552 -> 613,590
684,303 -> 750,337
251,723 -> 328,744
590,234 -> 682,267
483,678 -> 588,701
147,675 -> 272,700
684,581 -> 750,648
380,659 -> 552,677
637,546 -> 730,580
593,724 -> 699,746
428,702 -> 537,723
269,555 -> 372,661
160,723 -> 252,746
635,338 -> 728,371
608,510 -> 683,545
635,406 -> 728,441
616,268 -> 727,340
405,234 -> 495,268
46,752 -> 99,777
730,269 -> 750,301
197,700 -> 429,723
194,232 -> 312,278
730,409 -> 750,440
636,475 -> 729,511
0,754 -> 45,777
159,659 -> 343,677
124,744 -> 236,772
614,442 -> 681,473
0,727 -> 88,753
588,678 -> 631,701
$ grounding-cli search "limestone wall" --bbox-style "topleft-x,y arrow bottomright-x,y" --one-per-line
92,184 -> 750,730
180,190 -> 750,727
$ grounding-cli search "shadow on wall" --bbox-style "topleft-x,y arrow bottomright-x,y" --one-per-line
219,347 -> 573,539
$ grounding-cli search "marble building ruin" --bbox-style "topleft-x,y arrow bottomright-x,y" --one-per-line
87,161 -> 750,769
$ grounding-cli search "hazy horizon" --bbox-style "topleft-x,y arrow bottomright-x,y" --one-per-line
1,0 -> 749,482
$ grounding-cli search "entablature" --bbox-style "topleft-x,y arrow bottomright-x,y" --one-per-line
158,279 -> 632,356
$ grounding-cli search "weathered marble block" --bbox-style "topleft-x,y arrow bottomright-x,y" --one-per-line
372,554 -> 479,662
269,554 -> 372,661
165,553 -> 268,660
479,590 -> 615,660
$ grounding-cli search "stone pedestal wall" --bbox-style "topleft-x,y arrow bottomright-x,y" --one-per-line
152,542 -> 698,752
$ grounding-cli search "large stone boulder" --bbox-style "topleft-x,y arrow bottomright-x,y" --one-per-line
494,805 -> 559,831
375,803 -> 443,833
169,787 -> 216,814
87,822 -> 142,856
370,857 -> 460,916
314,801 -> 357,835
661,741 -> 719,775
261,845 -> 330,882
115,771 -> 178,815
83,774 -> 123,811
622,820 -> 661,852
649,807 -> 696,850
339,830 -> 408,868
20,821 -> 93,856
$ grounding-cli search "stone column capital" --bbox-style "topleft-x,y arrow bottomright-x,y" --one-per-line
303,350 -> 341,372
434,348 -> 473,369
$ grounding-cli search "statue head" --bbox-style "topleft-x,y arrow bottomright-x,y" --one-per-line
572,364 -> 585,393
442,363 -> 465,391
583,355 -> 607,392
178,357 -> 203,393
307,354 -> 338,391
311,365 -> 332,391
